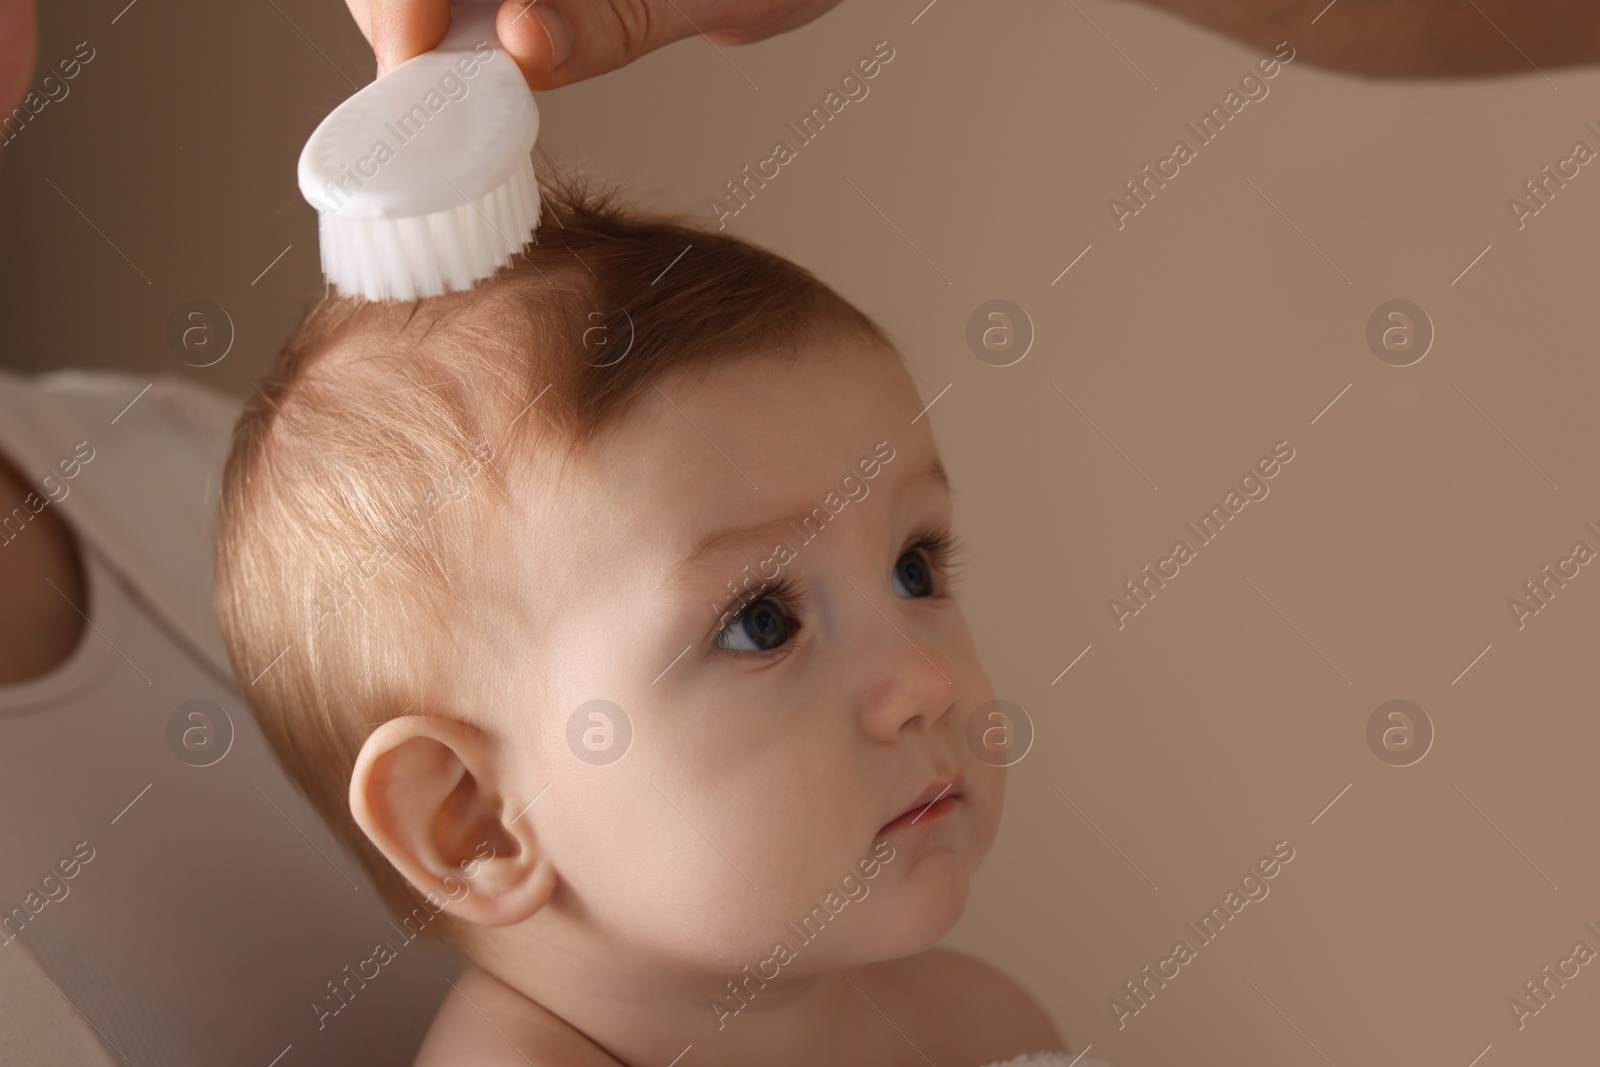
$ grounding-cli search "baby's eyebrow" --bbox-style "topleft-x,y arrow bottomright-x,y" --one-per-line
663,457 -> 950,588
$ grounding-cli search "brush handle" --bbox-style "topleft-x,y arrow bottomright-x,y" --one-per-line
298,0 -> 539,220
436,2 -> 505,54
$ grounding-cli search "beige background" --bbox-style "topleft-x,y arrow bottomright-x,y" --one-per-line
5,0 -> 1600,1064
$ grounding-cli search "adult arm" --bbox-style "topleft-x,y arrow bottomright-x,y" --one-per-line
0,451 -> 85,685
1130,0 -> 1600,78
348,0 -> 1600,87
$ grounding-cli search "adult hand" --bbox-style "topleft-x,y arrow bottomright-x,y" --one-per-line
343,0 -> 846,90
0,0 -> 37,120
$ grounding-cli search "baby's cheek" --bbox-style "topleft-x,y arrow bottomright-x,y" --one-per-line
734,782 -> 873,881
964,765 -> 1006,863
544,777 -> 779,938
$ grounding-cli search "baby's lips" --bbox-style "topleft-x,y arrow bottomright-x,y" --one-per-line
881,774 -> 965,831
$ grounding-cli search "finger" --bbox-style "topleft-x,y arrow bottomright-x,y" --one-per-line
343,0 -> 373,46
368,0 -> 453,76
494,0 -> 708,91
698,0 -> 845,46
0,0 -> 37,120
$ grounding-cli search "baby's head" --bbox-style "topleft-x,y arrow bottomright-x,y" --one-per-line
215,167 -> 1005,1005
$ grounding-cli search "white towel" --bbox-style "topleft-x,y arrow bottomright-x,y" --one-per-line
981,1053 -> 1112,1067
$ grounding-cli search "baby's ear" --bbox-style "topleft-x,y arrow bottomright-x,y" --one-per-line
349,714 -> 555,927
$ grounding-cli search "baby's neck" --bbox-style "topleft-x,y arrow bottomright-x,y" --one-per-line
448,939 -> 910,1067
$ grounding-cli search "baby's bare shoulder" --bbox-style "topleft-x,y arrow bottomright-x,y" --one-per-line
858,947 -> 1069,1064
413,964 -> 623,1067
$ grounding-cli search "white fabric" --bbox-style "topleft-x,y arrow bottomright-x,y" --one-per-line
982,1053 -> 1112,1067
0,929 -> 113,1066
0,370 -> 462,1065
0,368 -> 239,682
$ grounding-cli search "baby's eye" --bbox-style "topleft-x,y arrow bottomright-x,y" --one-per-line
893,547 -> 936,598
711,528 -> 962,658
714,581 -> 799,655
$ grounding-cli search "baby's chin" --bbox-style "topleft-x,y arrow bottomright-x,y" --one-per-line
849,847 -> 973,960
853,794 -> 998,958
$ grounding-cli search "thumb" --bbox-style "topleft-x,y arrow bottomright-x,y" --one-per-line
368,0 -> 453,76
493,0 -> 712,90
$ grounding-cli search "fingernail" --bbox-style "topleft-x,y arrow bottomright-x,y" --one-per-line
529,3 -> 572,70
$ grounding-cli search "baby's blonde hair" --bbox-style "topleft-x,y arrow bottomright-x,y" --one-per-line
214,164 -> 897,944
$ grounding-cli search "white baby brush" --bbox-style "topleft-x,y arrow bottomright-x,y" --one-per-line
297,1 -> 541,301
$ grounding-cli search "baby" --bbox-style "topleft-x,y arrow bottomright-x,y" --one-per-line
214,166 -> 1073,1066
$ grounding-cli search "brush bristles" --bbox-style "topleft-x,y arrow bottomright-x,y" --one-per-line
317,156 -> 542,302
